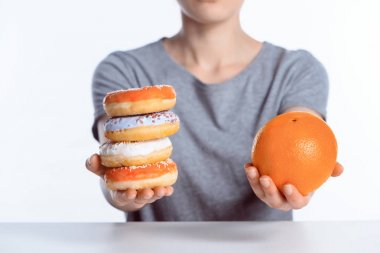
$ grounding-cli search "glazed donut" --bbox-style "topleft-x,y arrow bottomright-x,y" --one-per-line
103,85 -> 176,117
99,138 -> 173,167
104,159 -> 178,190
104,111 -> 180,142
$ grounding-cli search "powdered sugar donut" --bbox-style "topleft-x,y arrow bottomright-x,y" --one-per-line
99,138 -> 173,167
104,111 -> 180,142
103,85 -> 176,117
104,159 -> 178,190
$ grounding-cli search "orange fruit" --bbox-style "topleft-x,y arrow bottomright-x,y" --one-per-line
251,112 -> 337,195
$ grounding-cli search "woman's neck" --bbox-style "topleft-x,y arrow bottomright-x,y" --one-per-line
163,12 -> 262,84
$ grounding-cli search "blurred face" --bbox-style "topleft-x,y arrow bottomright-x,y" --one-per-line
177,0 -> 244,24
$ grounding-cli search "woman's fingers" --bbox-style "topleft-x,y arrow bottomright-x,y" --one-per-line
244,163 -> 290,211
331,162 -> 344,177
110,187 -> 172,208
110,190 -> 130,207
86,153 -> 176,201
138,186 -> 174,204
125,188 -> 137,200
282,184 -> 311,209
165,186 -> 174,196
153,186 -> 166,198
244,163 -> 322,211
87,152 -> 176,208
86,153 -> 176,209
135,189 -> 155,204
85,154 -> 106,177
259,176 -> 289,211
245,164 -> 265,199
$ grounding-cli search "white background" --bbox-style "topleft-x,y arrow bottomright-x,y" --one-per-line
0,0 -> 379,222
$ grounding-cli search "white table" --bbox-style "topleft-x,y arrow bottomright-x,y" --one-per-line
1,222 -> 379,253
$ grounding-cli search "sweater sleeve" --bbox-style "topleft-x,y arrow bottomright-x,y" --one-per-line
279,50 -> 329,120
91,51 -> 137,141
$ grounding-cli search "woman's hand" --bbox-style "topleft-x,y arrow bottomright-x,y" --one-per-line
244,162 -> 344,211
86,154 -> 174,212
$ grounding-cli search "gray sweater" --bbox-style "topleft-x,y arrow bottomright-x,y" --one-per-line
91,39 -> 328,221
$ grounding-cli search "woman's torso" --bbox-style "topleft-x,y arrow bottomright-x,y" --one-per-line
92,39 -> 327,221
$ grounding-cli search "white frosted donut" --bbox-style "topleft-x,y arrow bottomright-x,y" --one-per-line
99,138 -> 173,167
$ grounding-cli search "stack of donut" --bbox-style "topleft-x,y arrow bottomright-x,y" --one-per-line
99,85 -> 180,190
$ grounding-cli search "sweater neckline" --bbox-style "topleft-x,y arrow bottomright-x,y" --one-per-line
156,37 -> 269,91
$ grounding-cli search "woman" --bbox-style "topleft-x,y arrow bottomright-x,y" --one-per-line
86,0 -> 343,221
